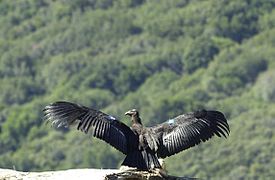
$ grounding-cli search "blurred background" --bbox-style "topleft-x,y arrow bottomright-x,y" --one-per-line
0,0 -> 275,179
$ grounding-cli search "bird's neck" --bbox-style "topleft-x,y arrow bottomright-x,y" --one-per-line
132,116 -> 142,125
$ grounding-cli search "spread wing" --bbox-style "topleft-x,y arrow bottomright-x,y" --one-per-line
43,101 -> 138,154
150,110 -> 230,158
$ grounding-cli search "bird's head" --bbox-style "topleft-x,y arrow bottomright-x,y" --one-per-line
125,109 -> 142,124
125,109 -> 139,117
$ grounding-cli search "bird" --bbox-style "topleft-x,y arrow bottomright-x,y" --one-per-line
43,101 -> 230,171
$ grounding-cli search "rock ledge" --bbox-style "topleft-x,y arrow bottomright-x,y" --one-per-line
0,168 -> 197,180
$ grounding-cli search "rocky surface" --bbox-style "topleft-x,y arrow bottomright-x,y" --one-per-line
0,168 -> 198,180
0,168 -> 120,180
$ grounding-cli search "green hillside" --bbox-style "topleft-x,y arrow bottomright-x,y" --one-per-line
1,0 -> 275,179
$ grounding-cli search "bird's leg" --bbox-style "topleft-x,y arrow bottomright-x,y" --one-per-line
147,158 -> 168,177
158,158 -> 166,171
149,168 -> 168,178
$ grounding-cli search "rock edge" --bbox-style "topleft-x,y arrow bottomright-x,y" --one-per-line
0,168 -> 198,180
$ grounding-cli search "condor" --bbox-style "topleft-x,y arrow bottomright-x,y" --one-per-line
43,101 -> 230,170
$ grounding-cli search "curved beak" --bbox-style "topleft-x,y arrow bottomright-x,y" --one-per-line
125,110 -> 132,116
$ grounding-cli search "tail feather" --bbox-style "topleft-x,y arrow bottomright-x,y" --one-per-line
122,149 -> 161,170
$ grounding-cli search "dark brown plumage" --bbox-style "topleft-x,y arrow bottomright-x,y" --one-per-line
43,101 -> 230,170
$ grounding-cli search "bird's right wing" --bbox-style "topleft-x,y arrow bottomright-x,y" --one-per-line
43,101 -> 138,154
150,110 -> 230,158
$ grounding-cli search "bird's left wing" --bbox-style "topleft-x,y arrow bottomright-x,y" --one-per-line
43,101 -> 138,154
149,110 -> 230,158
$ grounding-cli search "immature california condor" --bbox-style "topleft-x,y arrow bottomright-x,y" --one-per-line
43,101 -> 230,170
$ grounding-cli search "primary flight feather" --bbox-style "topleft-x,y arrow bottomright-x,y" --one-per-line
43,101 -> 230,170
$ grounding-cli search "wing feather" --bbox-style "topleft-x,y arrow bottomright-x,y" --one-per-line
151,110 -> 230,158
43,101 -> 138,154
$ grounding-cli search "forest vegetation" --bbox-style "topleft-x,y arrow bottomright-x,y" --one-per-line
0,0 -> 275,179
